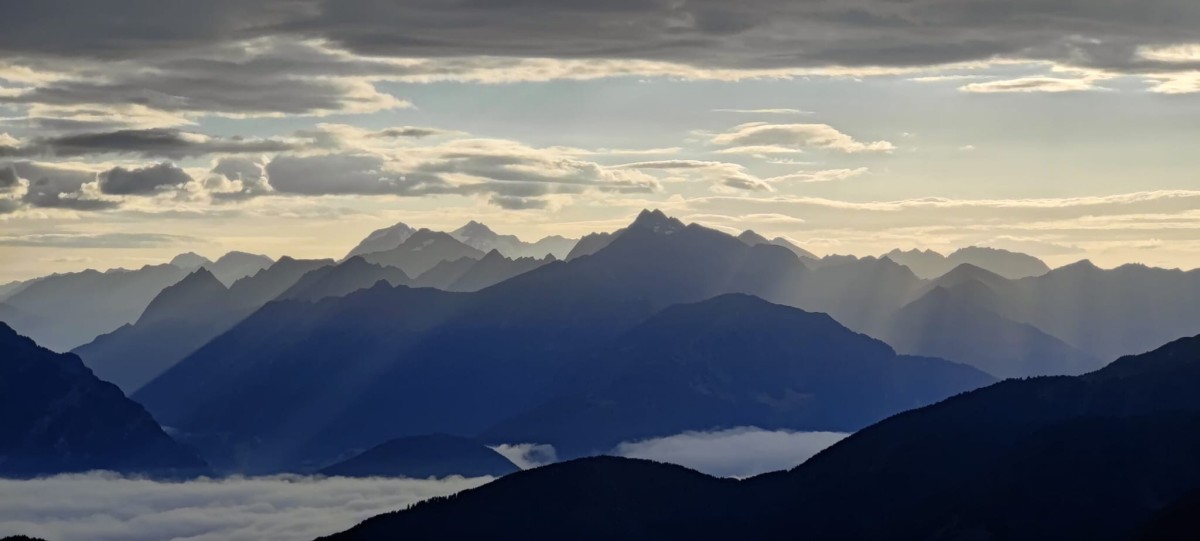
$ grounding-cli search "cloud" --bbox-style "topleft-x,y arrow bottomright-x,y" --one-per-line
959,76 -> 1104,93
0,232 -> 198,248
0,166 -> 17,190
21,129 -> 298,160
766,167 -> 869,183
711,123 -> 895,154
713,108 -> 813,115
373,127 -> 458,139
0,472 -> 489,541
4,160 -> 117,211
257,136 -> 662,208
99,163 -> 193,195
0,1 -> 1194,78
612,428 -> 849,478
616,160 -> 774,192
264,153 -> 445,196
489,443 -> 558,470
0,38 -> 412,118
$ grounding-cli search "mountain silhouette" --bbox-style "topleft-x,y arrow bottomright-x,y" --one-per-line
344,222 -> 417,259
884,246 -> 1050,279
362,229 -> 485,277
203,251 -> 274,285
565,230 -> 617,260
318,457 -> 742,541
883,278 -> 1102,378
451,221 -> 575,259
321,332 -> 1200,541
738,230 -> 817,260
446,250 -> 556,292
74,257 -> 333,393
1,263 -> 190,351
0,323 -> 206,477
130,211 -> 847,472
319,434 -> 519,479
169,251 -> 211,271
278,256 -> 411,301
485,294 -> 992,456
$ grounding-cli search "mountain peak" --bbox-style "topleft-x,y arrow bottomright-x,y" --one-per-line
629,209 -> 685,233
453,220 -> 498,239
345,222 -> 418,259
136,268 -> 228,325
933,262 -> 1007,286
737,230 -> 770,246
1059,259 -> 1100,272
169,252 -> 211,270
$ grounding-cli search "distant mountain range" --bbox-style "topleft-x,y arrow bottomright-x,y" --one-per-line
5,209 -> 1200,487
0,252 -> 272,352
130,211 -> 986,472
884,246 -> 1051,279
345,220 -> 575,261
322,331 -> 1200,541
75,257 -> 333,393
0,323 -> 206,478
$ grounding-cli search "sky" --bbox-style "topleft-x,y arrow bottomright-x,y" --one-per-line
1,0 -> 1199,282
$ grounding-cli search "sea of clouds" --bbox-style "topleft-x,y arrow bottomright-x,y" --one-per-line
613,427 -> 850,478
0,429 -> 847,540
0,472 -> 489,541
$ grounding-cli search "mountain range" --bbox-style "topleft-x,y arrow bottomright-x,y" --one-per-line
128,211 -> 986,472
4,209 -> 1200,493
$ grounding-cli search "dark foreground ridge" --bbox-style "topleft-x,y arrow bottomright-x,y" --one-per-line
0,323 -> 207,478
322,332 -> 1200,541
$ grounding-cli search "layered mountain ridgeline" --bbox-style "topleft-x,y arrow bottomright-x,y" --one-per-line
0,252 -> 272,352
360,229 -> 485,277
319,434 -> 518,479
169,251 -> 274,286
133,211 -> 985,473
451,221 -> 576,260
277,256 -> 411,302
321,333 -> 1200,541
737,230 -> 818,260
0,263 -> 191,352
884,246 -> 1051,279
880,265 -> 1102,378
344,222 -> 418,260
345,220 -> 575,261
74,257 -> 332,393
483,294 -> 992,457
887,259 -> 1200,363
0,323 -> 206,478
410,250 -> 557,292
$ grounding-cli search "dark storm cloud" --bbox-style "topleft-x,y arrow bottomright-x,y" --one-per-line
99,163 -> 193,195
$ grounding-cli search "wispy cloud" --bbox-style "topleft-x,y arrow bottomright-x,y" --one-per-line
713,108 -> 814,115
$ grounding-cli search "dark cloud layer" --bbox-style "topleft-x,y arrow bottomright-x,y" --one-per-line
13,129 -> 297,160
99,163 -> 193,195
0,0 -> 1197,73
